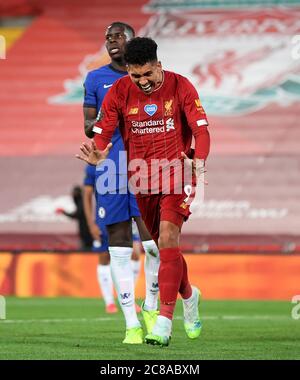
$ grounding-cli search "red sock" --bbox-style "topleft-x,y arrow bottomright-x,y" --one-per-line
158,247 -> 183,319
160,302 -> 176,320
179,255 -> 192,299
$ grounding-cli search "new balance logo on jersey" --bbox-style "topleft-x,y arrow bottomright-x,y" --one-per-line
129,107 -> 139,115
166,118 -> 175,132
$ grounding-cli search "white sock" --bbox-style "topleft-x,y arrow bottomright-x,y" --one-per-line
97,264 -> 114,306
142,240 -> 160,311
152,315 -> 172,337
109,246 -> 140,329
131,259 -> 141,285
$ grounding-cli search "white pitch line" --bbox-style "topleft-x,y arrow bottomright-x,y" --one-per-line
0,317 -> 116,324
5,300 -> 102,306
0,315 -> 292,324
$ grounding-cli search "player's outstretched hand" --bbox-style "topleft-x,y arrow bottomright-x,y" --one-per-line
181,152 -> 208,185
76,140 -> 112,166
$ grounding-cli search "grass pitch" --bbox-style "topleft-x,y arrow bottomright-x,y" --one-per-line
0,297 -> 299,360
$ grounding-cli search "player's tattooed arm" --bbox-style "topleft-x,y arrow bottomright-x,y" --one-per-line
83,107 -> 97,138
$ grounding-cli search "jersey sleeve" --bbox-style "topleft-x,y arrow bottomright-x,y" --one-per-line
83,164 -> 95,187
179,77 -> 210,160
92,83 -> 120,150
83,72 -> 97,109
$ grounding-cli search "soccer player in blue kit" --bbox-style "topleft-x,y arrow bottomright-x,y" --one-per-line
83,163 -> 142,314
82,22 -> 160,344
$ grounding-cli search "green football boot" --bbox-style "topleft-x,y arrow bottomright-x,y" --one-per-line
144,316 -> 172,347
122,326 -> 144,344
141,301 -> 159,334
183,286 -> 202,339
144,333 -> 170,347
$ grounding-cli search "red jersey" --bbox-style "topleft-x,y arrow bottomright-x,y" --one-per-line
93,70 -> 210,195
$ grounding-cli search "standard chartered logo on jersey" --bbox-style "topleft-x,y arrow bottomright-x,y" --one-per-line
131,119 -> 164,134
131,118 -> 175,134
0,295 -> 6,319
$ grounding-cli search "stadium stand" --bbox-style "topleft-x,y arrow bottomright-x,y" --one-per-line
0,0 -> 299,254
0,0 -> 150,250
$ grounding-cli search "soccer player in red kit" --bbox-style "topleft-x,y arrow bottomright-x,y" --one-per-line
77,37 -> 210,346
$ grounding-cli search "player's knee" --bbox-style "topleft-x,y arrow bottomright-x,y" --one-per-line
107,221 -> 132,247
131,243 -> 140,260
109,238 -> 132,247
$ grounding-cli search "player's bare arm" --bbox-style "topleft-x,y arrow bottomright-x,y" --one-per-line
76,140 -> 112,166
83,107 -> 97,138
83,184 -> 102,240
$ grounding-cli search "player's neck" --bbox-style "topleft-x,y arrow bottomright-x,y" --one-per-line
110,60 -> 127,73
153,70 -> 164,92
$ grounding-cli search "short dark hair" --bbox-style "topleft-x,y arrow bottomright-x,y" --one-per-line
124,37 -> 158,66
106,22 -> 135,39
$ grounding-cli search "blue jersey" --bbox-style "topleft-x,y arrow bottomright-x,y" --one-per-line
83,64 -> 141,235
84,64 -> 126,178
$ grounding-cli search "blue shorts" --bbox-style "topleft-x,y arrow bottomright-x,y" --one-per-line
96,191 -> 141,225
93,191 -> 141,252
